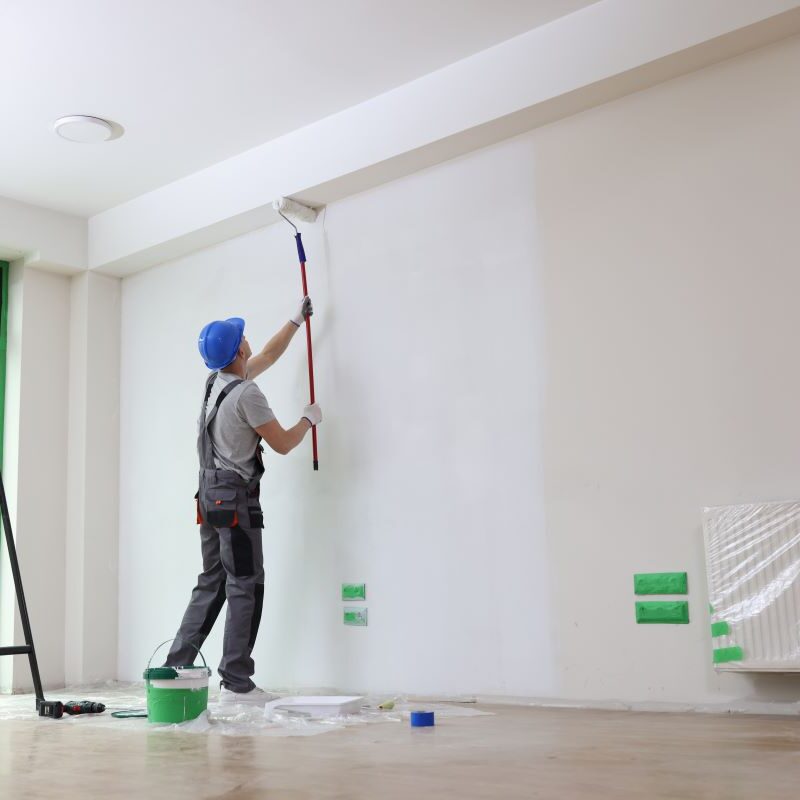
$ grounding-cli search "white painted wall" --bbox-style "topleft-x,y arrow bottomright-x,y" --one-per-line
119,35 -> 800,704
65,273 -> 121,685
118,141 -> 553,698
535,33 -> 800,705
0,266 -> 70,692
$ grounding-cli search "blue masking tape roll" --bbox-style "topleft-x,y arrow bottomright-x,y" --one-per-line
410,710 -> 435,728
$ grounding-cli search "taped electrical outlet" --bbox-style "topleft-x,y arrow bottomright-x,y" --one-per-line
344,608 -> 368,626
342,583 -> 366,601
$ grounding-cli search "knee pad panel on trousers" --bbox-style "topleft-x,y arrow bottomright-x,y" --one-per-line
230,525 -> 256,577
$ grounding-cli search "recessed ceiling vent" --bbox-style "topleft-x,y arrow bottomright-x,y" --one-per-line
54,115 -> 122,143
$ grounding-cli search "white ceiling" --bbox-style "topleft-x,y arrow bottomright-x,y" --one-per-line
0,0 -> 597,217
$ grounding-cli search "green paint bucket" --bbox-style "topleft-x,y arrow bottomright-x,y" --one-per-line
143,639 -> 212,724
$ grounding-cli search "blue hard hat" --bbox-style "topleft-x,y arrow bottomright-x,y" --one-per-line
198,317 -> 245,369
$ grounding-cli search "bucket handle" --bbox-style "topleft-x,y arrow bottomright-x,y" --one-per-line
146,638 -> 210,685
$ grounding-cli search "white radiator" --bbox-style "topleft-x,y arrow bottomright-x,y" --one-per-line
703,501 -> 800,672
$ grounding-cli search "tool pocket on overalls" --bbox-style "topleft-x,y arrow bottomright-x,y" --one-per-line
195,491 -> 202,524
248,506 -> 264,529
204,487 -> 240,528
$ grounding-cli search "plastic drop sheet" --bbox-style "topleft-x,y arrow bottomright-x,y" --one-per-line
0,683 -> 491,736
703,501 -> 800,671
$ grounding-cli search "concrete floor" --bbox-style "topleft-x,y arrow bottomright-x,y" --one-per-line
1,704 -> 799,799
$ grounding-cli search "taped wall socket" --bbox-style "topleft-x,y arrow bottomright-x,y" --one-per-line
344,608 -> 368,626
342,583 -> 366,601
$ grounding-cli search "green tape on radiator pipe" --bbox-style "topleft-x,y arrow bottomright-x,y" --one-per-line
710,621 -> 730,637
713,646 -> 744,664
633,572 -> 688,595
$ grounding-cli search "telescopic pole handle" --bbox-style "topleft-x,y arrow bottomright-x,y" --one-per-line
295,233 -> 306,264
296,232 -> 319,471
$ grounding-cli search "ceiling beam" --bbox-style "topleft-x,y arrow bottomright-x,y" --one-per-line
87,0 -> 800,276
0,196 -> 86,275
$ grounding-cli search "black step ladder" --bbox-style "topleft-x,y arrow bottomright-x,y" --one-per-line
0,470 -> 45,707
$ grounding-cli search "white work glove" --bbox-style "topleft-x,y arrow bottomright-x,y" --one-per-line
290,296 -> 314,327
303,403 -> 322,427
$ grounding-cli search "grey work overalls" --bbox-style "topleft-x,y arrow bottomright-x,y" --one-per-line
165,371 -> 266,692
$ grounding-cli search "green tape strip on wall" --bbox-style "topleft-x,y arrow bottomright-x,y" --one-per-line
635,601 -> 689,624
710,621 -> 730,637
713,646 -> 744,664
633,572 -> 688,595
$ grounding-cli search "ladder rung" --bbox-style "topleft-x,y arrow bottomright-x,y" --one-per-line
0,645 -> 32,656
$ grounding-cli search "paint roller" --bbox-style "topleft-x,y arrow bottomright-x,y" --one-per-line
273,197 -> 321,470
274,196 -> 319,225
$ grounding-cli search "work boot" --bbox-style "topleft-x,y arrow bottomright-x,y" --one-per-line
218,686 -> 279,705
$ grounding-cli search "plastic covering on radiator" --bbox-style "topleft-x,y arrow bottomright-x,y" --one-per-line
703,501 -> 800,672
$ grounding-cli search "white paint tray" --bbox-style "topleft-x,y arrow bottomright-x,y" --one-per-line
264,695 -> 364,720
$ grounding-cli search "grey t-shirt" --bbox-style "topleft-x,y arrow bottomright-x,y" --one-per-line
201,371 -> 276,479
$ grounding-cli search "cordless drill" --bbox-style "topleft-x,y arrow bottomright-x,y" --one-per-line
37,699 -> 106,719
63,700 -> 106,715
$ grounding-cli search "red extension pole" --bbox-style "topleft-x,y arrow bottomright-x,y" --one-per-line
295,233 -> 318,470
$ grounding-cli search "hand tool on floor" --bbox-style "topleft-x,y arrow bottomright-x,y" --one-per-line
64,700 -> 106,715
273,196 -> 321,471
38,700 -> 107,719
